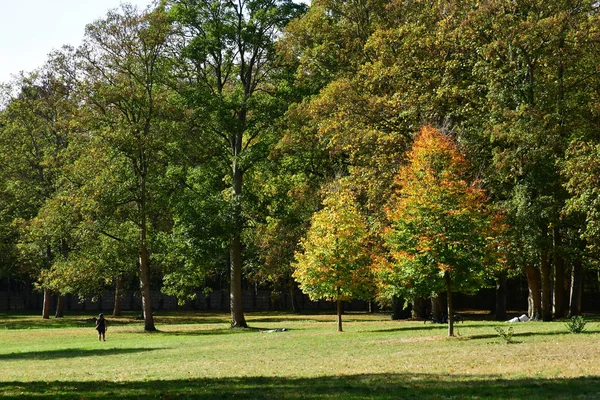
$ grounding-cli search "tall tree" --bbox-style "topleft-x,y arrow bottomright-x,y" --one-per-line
0,65 -> 77,319
168,0 -> 305,328
458,0 -> 600,320
563,142 -> 600,315
381,127 -> 502,337
75,4 -> 173,331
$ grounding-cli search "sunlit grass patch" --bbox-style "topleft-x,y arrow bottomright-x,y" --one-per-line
0,311 -> 599,399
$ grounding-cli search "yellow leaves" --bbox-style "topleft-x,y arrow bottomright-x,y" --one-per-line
293,185 -> 374,302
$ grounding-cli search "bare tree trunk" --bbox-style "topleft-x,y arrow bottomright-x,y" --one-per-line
113,276 -> 123,317
412,298 -> 427,319
495,274 -> 507,321
42,246 -> 53,319
336,300 -> 343,332
55,295 -> 65,318
525,265 -> 541,320
569,258 -> 582,317
5,277 -> 10,312
138,163 -> 155,332
288,283 -> 298,313
431,295 -> 444,320
540,232 -> 553,321
445,272 -> 454,337
553,226 -> 565,318
230,158 -> 247,328
139,244 -> 155,331
391,297 -> 403,320
42,290 -> 51,319
55,239 -> 67,319
230,236 -> 247,328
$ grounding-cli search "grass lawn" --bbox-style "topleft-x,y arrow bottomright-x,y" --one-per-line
0,311 -> 599,399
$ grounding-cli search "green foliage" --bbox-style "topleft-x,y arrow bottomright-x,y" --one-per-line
563,142 -> 600,257
565,316 -> 587,334
5,0 -> 600,327
380,127 -> 501,301
494,326 -> 515,344
0,60 -> 80,286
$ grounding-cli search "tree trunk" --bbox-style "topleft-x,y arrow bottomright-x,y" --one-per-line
42,290 -> 51,319
391,297 -> 403,320
445,272 -> 454,337
412,298 -> 427,319
54,295 -> 65,318
431,295 -> 444,320
495,274 -> 507,321
113,276 -> 123,317
553,226 -> 565,318
230,157 -> 248,328
5,277 -> 10,312
525,265 -> 541,320
138,163 -> 156,331
55,239 -> 68,319
139,244 -> 156,331
569,258 -> 582,317
540,233 -> 553,321
288,283 -> 298,313
230,235 -> 247,327
336,300 -> 343,332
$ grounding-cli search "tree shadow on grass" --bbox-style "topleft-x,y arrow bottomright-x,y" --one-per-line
370,324 -> 450,333
466,328 -> 600,341
1,373 -> 599,399
157,327 -> 296,336
371,322 -> 600,336
0,315 -> 141,330
0,347 -> 163,361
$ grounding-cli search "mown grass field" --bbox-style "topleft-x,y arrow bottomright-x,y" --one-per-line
0,311 -> 599,399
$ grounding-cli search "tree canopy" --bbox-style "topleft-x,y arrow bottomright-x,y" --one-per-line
2,0 -> 600,328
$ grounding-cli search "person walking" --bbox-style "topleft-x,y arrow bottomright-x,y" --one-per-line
95,313 -> 107,341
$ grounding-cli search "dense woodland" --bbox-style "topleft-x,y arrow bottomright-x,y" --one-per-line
2,0 -> 600,335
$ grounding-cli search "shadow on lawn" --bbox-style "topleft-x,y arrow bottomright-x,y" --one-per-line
158,327 -> 295,336
371,322 -> 600,336
370,324 -> 451,333
0,314 -> 140,330
1,373 -> 599,399
0,347 -> 162,361
466,328 -> 600,341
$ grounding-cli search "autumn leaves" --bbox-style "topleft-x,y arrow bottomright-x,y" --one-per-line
293,127 -> 503,334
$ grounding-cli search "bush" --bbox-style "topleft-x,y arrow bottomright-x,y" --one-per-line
565,316 -> 587,333
494,326 -> 515,344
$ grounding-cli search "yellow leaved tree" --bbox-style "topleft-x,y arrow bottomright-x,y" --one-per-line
293,185 -> 374,332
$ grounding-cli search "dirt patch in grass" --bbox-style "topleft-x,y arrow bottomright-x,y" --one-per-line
373,335 -> 445,344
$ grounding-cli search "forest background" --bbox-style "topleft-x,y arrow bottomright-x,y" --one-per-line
2,0 -> 600,332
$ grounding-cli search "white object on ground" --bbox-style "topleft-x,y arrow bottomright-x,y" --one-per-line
507,314 -> 529,323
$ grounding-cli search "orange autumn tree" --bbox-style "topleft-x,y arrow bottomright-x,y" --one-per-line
293,185 -> 374,332
381,126 -> 500,336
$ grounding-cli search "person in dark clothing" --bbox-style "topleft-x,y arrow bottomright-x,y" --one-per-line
95,313 -> 107,341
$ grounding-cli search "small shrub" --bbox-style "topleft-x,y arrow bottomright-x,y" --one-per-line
494,326 -> 514,344
565,316 -> 587,333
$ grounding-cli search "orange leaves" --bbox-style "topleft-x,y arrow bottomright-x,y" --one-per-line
382,126 -> 505,297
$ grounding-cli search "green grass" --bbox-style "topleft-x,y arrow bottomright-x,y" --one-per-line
1,311 -> 599,399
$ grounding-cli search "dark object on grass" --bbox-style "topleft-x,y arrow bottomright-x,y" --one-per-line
425,313 -> 463,324
95,313 -> 107,342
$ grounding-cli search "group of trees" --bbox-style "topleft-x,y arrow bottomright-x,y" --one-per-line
2,0 -> 600,336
